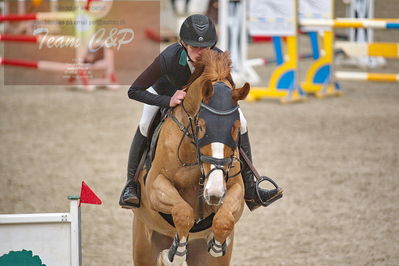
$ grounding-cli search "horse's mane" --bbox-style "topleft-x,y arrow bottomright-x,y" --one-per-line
185,50 -> 235,89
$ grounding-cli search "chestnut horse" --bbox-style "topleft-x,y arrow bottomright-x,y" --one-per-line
132,50 -> 249,266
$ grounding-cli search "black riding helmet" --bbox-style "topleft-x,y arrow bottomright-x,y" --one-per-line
179,14 -> 217,48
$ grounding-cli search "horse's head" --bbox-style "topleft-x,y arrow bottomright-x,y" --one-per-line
186,51 -> 250,206
198,80 -> 249,206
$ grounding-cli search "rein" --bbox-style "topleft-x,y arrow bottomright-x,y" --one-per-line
181,101 -> 206,220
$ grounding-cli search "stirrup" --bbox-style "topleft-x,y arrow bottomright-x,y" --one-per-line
120,200 -> 138,209
255,176 -> 283,207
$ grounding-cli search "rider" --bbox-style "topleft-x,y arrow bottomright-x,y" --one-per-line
120,14 -> 280,211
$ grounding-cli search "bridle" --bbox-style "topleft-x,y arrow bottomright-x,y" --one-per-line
168,82 -> 241,217
197,102 -> 241,181
168,92 -> 241,181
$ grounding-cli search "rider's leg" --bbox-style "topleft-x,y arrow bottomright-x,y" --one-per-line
119,88 -> 160,208
119,127 -> 147,208
238,109 -> 281,211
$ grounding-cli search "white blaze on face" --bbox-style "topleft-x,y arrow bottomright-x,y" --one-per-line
204,142 -> 226,204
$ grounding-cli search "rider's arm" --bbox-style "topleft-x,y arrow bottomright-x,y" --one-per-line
128,55 -> 172,107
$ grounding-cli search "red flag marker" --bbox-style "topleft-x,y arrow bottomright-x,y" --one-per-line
79,181 -> 102,206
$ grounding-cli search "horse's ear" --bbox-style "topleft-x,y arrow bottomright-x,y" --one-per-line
202,80 -> 214,103
232,82 -> 250,102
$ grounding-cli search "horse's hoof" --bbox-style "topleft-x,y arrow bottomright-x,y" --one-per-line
158,249 -> 188,266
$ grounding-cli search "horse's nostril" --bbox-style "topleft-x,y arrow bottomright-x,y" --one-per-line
205,194 -> 225,206
208,195 -> 221,205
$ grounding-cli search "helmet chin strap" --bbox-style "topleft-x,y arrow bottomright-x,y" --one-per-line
179,41 -> 195,62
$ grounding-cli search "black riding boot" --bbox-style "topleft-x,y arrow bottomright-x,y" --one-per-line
240,132 -> 282,211
119,128 -> 147,209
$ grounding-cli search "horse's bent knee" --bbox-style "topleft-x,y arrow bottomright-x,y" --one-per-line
171,203 -> 195,233
212,211 -> 235,242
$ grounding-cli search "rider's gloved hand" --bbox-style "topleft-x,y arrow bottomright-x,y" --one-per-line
169,90 -> 186,107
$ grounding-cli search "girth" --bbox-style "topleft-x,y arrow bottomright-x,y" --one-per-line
159,212 -> 215,233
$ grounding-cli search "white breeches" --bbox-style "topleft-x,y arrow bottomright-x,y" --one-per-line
238,108 -> 247,134
139,87 -> 160,137
138,87 -> 248,137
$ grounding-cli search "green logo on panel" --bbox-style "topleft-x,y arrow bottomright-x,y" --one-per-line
0,250 -> 46,266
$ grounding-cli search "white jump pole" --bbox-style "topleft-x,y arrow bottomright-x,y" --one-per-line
218,0 -> 253,84
300,18 -> 399,29
0,0 -> 8,32
0,34 -> 80,45
50,0 -> 58,13
18,0 -> 26,15
218,0 -> 228,51
69,196 -> 81,266
335,71 -> 399,82
348,0 -> 374,43
0,12 -> 75,22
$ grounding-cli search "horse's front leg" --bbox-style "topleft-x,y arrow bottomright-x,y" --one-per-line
149,173 -> 194,266
208,181 -> 244,257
